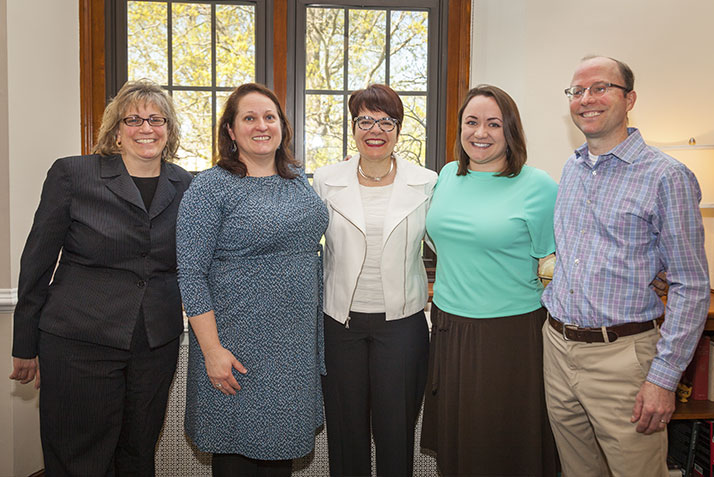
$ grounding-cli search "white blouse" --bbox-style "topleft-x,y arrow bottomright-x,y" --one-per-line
350,183 -> 394,313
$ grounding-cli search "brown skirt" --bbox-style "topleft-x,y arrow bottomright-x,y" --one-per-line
421,305 -> 558,477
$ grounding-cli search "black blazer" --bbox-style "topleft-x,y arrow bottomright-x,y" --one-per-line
12,154 -> 193,358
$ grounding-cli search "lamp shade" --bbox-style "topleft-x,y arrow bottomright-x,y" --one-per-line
661,146 -> 714,208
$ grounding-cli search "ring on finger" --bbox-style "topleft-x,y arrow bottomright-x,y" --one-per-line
215,382 -> 222,388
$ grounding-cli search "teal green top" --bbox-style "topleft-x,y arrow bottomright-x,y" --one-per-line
426,162 -> 558,318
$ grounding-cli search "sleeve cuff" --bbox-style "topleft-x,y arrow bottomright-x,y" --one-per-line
646,357 -> 682,392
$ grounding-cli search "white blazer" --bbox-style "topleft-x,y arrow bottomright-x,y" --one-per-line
313,154 -> 438,324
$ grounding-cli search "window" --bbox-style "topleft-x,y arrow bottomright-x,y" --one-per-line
107,0 -> 267,171
80,0 -> 471,171
294,0 -> 443,174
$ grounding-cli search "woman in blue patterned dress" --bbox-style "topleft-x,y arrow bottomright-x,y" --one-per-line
177,83 -> 328,476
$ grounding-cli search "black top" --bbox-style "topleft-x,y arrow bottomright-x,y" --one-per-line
132,175 -> 160,210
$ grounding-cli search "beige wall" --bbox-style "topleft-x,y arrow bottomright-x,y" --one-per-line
0,0 -> 9,291
7,0 -> 81,284
2,0 -> 80,475
471,0 -> 714,284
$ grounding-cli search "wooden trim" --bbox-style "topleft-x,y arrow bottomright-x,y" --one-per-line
79,0 -> 106,155
444,0 -> 471,163
272,0 -> 288,107
81,0 -> 470,160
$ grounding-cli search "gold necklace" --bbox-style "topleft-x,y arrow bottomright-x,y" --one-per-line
358,157 -> 394,182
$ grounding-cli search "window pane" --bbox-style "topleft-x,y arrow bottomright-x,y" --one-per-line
347,128 -> 358,158
127,1 -> 168,84
397,95 -> 426,166
174,90 -> 213,171
172,3 -> 212,86
389,11 -> 428,91
216,4 -> 256,86
348,9 -> 386,90
216,91 -> 231,123
304,94 -> 344,173
306,7 -> 344,91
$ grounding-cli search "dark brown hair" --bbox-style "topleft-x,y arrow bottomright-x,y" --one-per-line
455,85 -> 527,177
216,83 -> 299,178
348,84 -> 404,134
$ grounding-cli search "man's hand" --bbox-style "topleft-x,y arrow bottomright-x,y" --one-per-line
631,381 -> 675,434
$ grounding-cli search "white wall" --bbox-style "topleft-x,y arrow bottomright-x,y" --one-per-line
2,1 -> 80,475
471,0 -> 714,284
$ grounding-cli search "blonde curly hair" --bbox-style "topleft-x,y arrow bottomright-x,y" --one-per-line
93,79 -> 180,161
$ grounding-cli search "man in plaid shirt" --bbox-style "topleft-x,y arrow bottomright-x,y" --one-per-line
542,55 -> 710,476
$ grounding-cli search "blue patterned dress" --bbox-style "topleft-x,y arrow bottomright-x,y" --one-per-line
177,166 -> 328,459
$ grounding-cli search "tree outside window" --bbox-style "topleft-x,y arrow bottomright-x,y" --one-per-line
125,0 -> 260,172
113,0 -> 444,174
301,6 -> 431,173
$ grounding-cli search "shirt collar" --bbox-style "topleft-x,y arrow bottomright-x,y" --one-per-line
574,128 -> 646,165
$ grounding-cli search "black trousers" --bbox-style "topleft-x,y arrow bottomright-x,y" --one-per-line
322,310 -> 429,477
38,312 -> 179,477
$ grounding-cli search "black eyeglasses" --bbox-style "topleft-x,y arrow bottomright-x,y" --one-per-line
353,116 -> 399,132
564,82 -> 630,100
122,115 -> 168,127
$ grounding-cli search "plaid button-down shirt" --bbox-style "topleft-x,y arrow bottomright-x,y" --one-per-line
542,128 -> 710,390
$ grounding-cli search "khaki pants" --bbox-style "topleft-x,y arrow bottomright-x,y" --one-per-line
542,319 -> 668,477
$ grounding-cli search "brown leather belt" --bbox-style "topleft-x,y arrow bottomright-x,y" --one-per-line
548,315 -> 655,343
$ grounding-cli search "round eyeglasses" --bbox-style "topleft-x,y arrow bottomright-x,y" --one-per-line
564,82 -> 630,100
353,116 -> 399,133
122,115 -> 168,127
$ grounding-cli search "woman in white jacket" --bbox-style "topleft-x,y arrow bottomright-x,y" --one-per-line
313,84 -> 437,477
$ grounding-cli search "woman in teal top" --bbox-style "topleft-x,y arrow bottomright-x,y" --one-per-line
420,85 -> 559,476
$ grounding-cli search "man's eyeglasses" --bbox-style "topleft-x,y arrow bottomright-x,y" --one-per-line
353,116 -> 400,133
122,115 -> 168,127
564,82 -> 630,100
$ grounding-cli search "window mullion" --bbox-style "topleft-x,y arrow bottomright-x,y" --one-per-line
342,8 -> 350,161
385,9 -> 390,86
167,1 -> 173,93
211,4 -> 217,164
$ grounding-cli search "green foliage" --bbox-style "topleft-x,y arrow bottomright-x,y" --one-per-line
127,2 -> 167,84
126,1 -> 429,173
303,7 -> 429,173
127,1 -> 255,171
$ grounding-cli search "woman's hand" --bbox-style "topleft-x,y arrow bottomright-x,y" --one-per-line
651,270 -> 669,298
9,357 -> 41,389
188,310 -> 248,396
202,345 -> 247,396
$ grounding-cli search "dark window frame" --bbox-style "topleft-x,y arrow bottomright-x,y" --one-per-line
82,0 -> 470,171
291,0 -> 447,174
86,0 -> 471,171
105,0 -> 271,171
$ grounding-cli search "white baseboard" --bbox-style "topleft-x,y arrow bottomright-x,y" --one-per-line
0,288 -> 18,313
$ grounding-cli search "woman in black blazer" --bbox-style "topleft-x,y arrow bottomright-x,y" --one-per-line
9,79 -> 193,476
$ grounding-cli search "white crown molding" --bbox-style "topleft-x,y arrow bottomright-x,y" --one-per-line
0,288 -> 18,313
